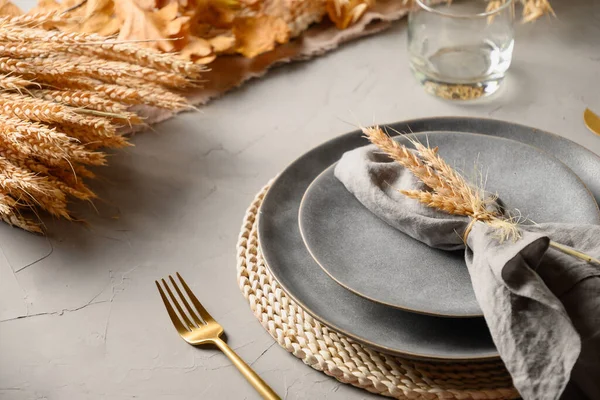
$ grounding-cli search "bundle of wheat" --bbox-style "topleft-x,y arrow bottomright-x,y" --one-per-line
0,11 -> 202,233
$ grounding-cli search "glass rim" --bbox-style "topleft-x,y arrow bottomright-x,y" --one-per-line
414,0 -> 514,18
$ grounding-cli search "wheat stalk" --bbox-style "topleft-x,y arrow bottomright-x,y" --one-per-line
364,125 -> 600,266
0,52 -> 191,89
364,126 -> 519,241
0,92 -> 120,135
0,21 -> 204,77
0,189 -> 42,233
402,190 -> 476,216
5,72 -> 189,110
0,73 -> 39,91
0,42 -> 54,59
0,116 -> 105,165
49,123 -> 130,149
363,126 -> 459,198
101,80 -> 189,110
31,89 -> 127,114
0,10 -> 200,233
7,155 -> 96,202
0,156 -> 70,219
0,11 -> 66,27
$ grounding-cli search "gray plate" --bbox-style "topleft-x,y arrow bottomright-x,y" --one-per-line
258,117 -> 600,360
298,132 -> 600,318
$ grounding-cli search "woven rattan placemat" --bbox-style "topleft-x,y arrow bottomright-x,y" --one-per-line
236,183 -> 519,399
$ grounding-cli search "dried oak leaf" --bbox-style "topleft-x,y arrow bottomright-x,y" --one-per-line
32,0 -> 65,12
188,0 -> 239,32
134,0 -> 158,10
115,0 -> 190,52
77,0 -> 120,35
179,36 -> 216,64
208,34 -> 235,53
326,0 -> 373,29
31,0 -> 118,34
233,15 -> 290,58
0,0 -> 22,16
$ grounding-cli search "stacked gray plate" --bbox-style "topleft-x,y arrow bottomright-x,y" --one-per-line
257,117 -> 600,361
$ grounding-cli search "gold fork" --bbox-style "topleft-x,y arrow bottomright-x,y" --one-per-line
156,273 -> 280,400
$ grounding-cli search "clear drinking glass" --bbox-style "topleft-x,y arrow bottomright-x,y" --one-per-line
408,0 -> 515,100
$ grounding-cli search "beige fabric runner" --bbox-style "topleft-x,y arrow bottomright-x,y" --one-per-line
137,0 -> 412,126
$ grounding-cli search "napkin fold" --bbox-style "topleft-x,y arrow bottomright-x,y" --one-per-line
334,144 -> 600,400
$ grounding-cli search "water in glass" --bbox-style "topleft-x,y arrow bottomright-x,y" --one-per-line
408,0 -> 515,100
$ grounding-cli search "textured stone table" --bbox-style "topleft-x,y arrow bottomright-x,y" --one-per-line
2,1 -> 599,399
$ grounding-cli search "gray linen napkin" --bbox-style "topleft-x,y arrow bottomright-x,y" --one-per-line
334,144 -> 600,400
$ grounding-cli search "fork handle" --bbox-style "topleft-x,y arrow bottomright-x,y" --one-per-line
214,338 -> 280,400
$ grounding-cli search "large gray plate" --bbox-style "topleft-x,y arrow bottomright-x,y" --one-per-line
298,132 -> 600,318
258,117 -> 600,360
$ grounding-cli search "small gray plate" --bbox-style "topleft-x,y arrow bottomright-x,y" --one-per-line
258,117 -> 600,360
298,132 -> 600,318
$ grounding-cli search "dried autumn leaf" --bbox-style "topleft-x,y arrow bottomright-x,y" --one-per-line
81,12 -> 121,35
33,0 -> 64,13
76,0 -> 121,35
184,0 -> 240,34
326,0 -> 373,29
208,34 -> 235,53
134,0 -> 158,10
82,0 -> 113,17
30,0 -> 115,33
115,0 -> 189,52
0,0 -> 22,16
233,15 -> 289,58
190,4 -> 237,30
180,36 -> 212,57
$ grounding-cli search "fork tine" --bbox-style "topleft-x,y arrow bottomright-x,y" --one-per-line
169,275 -> 204,326
176,272 -> 215,323
155,281 -> 189,335
161,278 -> 196,330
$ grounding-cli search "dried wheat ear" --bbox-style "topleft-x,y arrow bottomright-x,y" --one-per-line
0,12 -> 201,233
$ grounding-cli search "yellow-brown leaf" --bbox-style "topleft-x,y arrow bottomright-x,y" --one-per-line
0,0 -> 22,16
115,0 -> 189,52
208,34 -> 235,53
180,36 -> 212,58
233,15 -> 289,58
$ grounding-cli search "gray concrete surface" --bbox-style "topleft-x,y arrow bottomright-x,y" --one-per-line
2,0 -> 599,399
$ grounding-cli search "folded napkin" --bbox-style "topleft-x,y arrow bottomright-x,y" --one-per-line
334,144 -> 600,400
